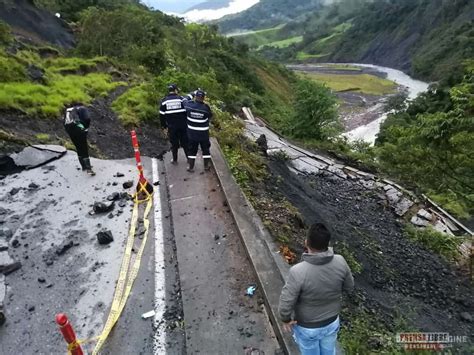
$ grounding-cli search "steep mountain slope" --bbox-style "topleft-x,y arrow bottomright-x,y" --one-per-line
217,0 -> 323,33
0,0 -> 74,48
0,0 -> 295,154
231,0 -> 473,81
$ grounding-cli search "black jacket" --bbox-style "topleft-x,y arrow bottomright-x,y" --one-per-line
159,93 -> 187,129
184,100 -> 212,141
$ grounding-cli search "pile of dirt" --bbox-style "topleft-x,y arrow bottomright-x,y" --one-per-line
252,156 -> 472,351
0,87 -> 169,160
0,0 -> 74,48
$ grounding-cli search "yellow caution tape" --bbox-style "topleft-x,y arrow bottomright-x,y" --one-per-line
91,180 -> 153,354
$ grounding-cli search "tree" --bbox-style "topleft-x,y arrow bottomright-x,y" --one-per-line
377,61 -> 474,217
286,79 -> 339,140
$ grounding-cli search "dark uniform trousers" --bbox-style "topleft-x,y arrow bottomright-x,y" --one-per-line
187,139 -> 211,160
65,125 -> 90,170
169,126 -> 188,157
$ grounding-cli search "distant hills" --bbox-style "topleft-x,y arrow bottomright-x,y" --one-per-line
185,0 -> 233,12
217,0 -> 323,33
222,0 -> 474,81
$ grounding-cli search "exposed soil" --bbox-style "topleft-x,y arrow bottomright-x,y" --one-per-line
0,87 -> 169,160
0,0 -> 75,48
249,155 -> 473,352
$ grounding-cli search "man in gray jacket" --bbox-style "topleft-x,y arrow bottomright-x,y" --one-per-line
279,223 -> 354,355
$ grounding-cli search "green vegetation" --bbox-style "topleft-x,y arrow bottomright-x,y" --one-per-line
302,72 -> 397,95
228,25 -> 284,48
334,241 -> 362,274
213,109 -> 267,190
284,79 -> 340,140
230,0 -> 473,82
35,133 -> 50,142
0,21 -> 12,44
259,35 -> 302,50
404,225 -> 463,261
377,62 -> 474,218
339,306 -> 406,354
217,0 -> 323,33
0,73 -> 122,116
0,50 -> 27,82
296,52 -> 327,60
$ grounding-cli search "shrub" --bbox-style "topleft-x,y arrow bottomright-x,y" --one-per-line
112,84 -> 157,126
404,225 -> 463,261
0,52 -> 27,82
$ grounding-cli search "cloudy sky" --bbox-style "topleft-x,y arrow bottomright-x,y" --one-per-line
143,0 -> 260,21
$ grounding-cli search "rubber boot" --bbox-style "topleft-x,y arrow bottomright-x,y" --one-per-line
83,158 -> 96,176
171,148 -> 178,165
187,158 -> 195,172
204,158 -> 211,171
78,157 -> 86,170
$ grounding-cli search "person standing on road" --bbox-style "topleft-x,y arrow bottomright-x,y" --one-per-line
63,102 -> 95,176
279,223 -> 354,355
184,89 -> 212,172
159,84 -> 188,164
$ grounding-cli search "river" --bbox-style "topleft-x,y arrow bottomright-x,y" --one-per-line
290,63 -> 430,144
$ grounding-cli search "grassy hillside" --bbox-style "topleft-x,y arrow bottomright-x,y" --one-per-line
230,0 -> 473,82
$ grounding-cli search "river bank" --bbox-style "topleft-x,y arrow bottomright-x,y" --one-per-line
288,63 -> 430,144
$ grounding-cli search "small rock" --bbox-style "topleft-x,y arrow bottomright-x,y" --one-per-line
38,277 -> 46,283
46,283 -> 53,288
410,216 -> 429,227
93,201 -> 115,214
28,305 -> 35,312
107,192 -> 120,201
9,188 -> 20,196
0,260 -> 22,275
56,240 -> 74,256
417,209 -> 432,221
28,182 -> 39,189
0,239 -> 8,252
214,234 -> 220,241
97,230 -> 114,245
118,200 -> 127,208
11,239 -> 20,248
0,227 -> 13,240
460,312 -> 472,322
114,172 -> 125,177
0,311 -> 5,326
112,182 -> 118,186
123,181 -> 133,189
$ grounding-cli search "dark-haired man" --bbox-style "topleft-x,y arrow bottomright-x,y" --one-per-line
184,89 -> 212,172
63,103 -> 95,176
159,84 -> 188,164
279,223 -> 354,355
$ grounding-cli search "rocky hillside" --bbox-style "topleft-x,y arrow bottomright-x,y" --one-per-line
0,0 -> 74,48
0,0 -> 295,158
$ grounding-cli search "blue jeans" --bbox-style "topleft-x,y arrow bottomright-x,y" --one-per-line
292,317 -> 340,355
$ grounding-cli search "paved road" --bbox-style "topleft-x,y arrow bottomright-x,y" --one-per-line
164,150 -> 279,354
0,147 -> 280,354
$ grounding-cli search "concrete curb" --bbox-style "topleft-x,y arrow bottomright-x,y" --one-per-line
210,138 -> 299,355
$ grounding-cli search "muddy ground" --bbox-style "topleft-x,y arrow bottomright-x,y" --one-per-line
248,154 -> 472,352
0,86 -> 169,160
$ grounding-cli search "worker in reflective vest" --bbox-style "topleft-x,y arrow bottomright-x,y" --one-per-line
184,90 -> 212,172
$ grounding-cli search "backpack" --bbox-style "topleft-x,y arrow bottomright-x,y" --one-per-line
64,107 -> 81,126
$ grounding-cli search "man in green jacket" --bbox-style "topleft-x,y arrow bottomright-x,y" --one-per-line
279,223 -> 354,355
